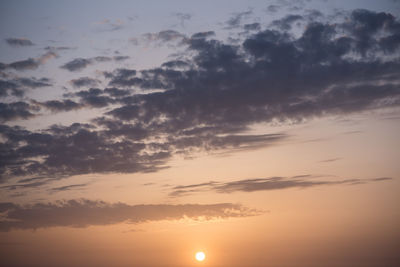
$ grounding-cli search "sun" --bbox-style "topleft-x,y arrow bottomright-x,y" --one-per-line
195,251 -> 206,262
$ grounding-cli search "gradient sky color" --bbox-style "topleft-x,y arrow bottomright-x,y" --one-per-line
1,0 -> 400,266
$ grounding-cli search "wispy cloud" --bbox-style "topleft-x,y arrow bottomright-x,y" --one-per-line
169,176 -> 393,197
50,183 -> 88,192
319,157 -> 342,163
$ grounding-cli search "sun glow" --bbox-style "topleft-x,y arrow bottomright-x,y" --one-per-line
195,251 -> 206,262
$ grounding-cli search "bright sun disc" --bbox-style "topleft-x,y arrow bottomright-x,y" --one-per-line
195,251 -> 206,262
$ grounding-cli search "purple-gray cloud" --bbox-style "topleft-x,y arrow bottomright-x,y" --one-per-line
0,199 -> 260,231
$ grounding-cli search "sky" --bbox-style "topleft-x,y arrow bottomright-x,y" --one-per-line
0,0 -> 400,266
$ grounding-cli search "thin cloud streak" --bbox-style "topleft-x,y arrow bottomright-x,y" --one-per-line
169,176 -> 394,197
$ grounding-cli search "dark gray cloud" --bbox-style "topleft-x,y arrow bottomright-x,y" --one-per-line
0,102 -> 36,122
113,55 -> 130,61
105,9 -> 400,130
35,87 -> 131,113
5,38 -> 34,47
191,31 -> 215,39
169,176 -> 394,197
50,183 -> 88,192
271,14 -> 303,30
0,80 -> 23,97
15,77 -> 51,88
8,58 -> 39,70
0,199 -> 259,231
0,180 -> 50,191
0,76 -> 52,99
73,88 -> 115,108
70,77 -> 100,88
0,52 -> 57,71
103,87 -> 131,97
0,120 -> 285,183
60,58 -> 92,72
44,46 -> 74,51
60,56 -> 123,72
244,23 -> 261,31
1,9 -> 400,184
0,123 -> 170,181
38,99 -> 83,112
161,60 -> 190,69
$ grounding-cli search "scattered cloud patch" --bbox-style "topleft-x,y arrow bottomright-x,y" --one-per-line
60,56 -> 125,72
0,52 -> 57,71
70,77 -> 100,88
5,38 -> 34,47
50,183 -> 88,192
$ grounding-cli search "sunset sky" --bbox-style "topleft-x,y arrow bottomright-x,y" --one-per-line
1,0 -> 400,266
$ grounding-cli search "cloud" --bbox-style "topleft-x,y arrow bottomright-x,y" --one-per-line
1,9 -> 400,184
225,9 -> 253,29
0,77 -> 51,98
15,77 -> 51,88
8,58 -> 39,70
5,38 -> 34,47
73,88 -> 116,108
169,176 -> 394,197
106,9 -> 400,130
44,46 -> 74,51
0,80 -> 23,97
60,56 -> 121,72
38,99 -> 83,112
191,31 -> 215,39
0,180 -> 50,191
173,12 -> 192,28
0,52 -> 57,71
113,55 -> 130,61
50,183 -> 88,192
60,58 -> 92,72
244,23 -> 261,31
271,15 -> 304,30
36,51 -> 57,64
319,157 -> 342,163
161,60 -> 190,69
0,116 -> 286,182
130,30 -> 188,47
0,199 -> 260,231
70,77 -> 100,88
266,5 -> 280,13
0,102 -> 36,122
